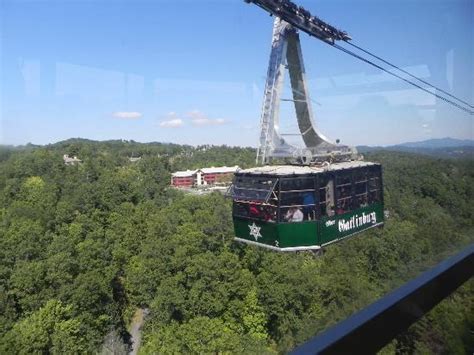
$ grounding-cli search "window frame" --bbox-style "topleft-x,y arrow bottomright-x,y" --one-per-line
277,176 -> 317,223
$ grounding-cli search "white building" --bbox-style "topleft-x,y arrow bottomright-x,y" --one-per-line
63,154 -> 82,165
171,166 -> 239,188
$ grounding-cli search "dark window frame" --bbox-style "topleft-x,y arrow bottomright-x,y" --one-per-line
230,176 -> 278,203
277,176 -> 318,222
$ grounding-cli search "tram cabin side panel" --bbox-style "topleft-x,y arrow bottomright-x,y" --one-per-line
231,164 -> 384,250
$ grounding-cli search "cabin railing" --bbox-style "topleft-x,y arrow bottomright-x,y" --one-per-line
291,244 -> 474,354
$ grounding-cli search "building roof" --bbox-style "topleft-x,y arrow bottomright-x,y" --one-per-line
63,154 -> 82,163
172,166 -> 240,178
237,161 -> 378,176
172,169 -> 198,178
200,166 -> 240,174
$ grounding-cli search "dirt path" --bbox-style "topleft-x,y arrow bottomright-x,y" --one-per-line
129,308 -> 147,355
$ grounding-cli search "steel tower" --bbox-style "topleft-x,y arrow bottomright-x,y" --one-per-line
256,17 -> 356,165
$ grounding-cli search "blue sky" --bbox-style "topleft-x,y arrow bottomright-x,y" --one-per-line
1,0 -> 472,147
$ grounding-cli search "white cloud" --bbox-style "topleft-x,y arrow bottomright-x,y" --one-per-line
187,110 -> 228,126
159,112 -> 185,128
159,119 -> 184,128
157,110 -> 229,128
113,111 -> 142,119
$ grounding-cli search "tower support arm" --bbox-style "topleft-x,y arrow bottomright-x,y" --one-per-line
244,0 -> 350,42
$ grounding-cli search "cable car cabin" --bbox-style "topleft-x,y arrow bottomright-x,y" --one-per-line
229,161 -> 384,251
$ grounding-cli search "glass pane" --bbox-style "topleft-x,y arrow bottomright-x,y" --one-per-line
234,202 -> 277,222
369,177 -> 380,190
353,169 -> 368,182
354,194 -> 369,208
355,181 -> 367,195
368,190 -> 381,203
280,190 -> 316,207
336,173 -> 351,186
336,185 -> 352,199
335,197 -> 352,214
231,177 -> 277,202
280,206 -> 305,222
280,177 -> 315,191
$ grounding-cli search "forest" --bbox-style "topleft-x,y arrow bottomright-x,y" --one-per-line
0,139 -> 472,354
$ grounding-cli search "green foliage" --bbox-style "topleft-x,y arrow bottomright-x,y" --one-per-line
140,317 -> 270,354
1,300 -> 87,354
0,141 -> 472,353
242,288 -> 268,341
381,280 -> 474,354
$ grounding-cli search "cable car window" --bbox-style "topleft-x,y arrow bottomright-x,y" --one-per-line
280,206 -> 305,223
353,169 -> 368,182
336,173 -> 351,187
233,202 -> 277,222
355,194 -> 369,208
279,190 -> 317,221
336,196 -> 352,214
280,177 -> 315,191
369,190 -> 381,204
355,180 -> 368,195
233,202 -> 249,218
354,169 -> 369,208
369,176 -> 380,190
278,177 -> 316,221
318,173 -> 335,217
367,168 -> 382,204
335,171 -> 353,214
319,186 -> 328,216
231,176 -> 277,202
336,185 -> 352,199
280,190 -> 315,206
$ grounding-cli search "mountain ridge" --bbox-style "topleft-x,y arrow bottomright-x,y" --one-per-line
357,138 -> 473,159
393,137 -> 474,149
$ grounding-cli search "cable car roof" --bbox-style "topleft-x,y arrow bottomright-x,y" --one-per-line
237,161 -> 379,176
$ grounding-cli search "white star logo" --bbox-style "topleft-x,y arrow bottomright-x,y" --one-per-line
248,222 -> 262,241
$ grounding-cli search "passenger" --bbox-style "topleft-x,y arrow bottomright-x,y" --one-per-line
327,204 -> 335,217
263,206 -> 276,223
336,202 -> 345,215
285,207 -> 304,222
303,192 -> 315,220
340,187 -> 346,197
249,203 -> 260,218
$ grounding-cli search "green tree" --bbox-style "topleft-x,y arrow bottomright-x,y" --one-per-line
141,317 -> 269,354
242,288 -> 268,341
2,300 -> 87,354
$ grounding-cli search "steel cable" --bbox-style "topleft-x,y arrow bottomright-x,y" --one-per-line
330,43 -> 474,115
345,41 -> 473,109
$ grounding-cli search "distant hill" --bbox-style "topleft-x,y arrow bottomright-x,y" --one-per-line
395,137 -> 474,149
2,137 -> 472,160
357,138 -> 474,159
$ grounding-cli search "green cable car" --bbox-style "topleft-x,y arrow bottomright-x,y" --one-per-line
231,0 -> 386,252
229,161 -> 384,252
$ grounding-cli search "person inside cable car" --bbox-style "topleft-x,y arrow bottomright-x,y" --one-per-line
336,202 -> 345,215
263,205 -> 276,223
285,207 -> 304,222
324,204 -> 335,217
302,192 -> 315,220
249,203 -> 260,218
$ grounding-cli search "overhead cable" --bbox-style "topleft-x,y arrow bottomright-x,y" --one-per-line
330,43 -> 474,115
345,41 -> 474,109
245,0 -> 473,114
